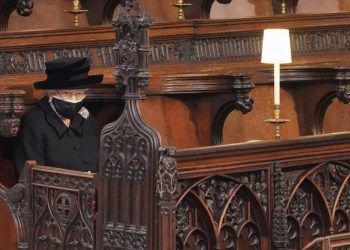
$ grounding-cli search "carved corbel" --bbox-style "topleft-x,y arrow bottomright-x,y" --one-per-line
335,68 -> 350,104
0,90 -> 26,137
157,147 -> 178,250
211,74 -> 254,144
16,0 -> 33,16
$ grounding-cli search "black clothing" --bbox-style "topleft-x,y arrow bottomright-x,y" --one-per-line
14,97 -> 99,175
33,57 -> 103,89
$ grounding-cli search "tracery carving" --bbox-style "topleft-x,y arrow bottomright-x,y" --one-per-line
289,188 -> 309,221
339,183 -> 350,214
239,223 -> 260,249
176,175 -> 267,250
241,171 -> 268,212
175,202 -> 191,237
98,1 -> 160,249
157,147 -> 178,204
301,213 -> 322,241
334,210 -> 349,233
175,199 -> 210,249
226,196 -> 244,228
310,162 -> 350,209
175,197 -> 212,248
281,162 -> 350,249
103,119 -> 148,181
199,179 -> 236,219
32,167 -> 95,249
103,222 -> 147,249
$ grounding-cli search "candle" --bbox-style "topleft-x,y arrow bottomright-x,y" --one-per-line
274,63 -> 280,105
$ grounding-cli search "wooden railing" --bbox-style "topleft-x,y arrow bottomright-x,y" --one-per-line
303,232 -> 350,249
303,233 -> 350,250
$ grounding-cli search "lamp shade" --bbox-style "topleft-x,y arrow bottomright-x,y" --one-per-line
261,29 -> 292,64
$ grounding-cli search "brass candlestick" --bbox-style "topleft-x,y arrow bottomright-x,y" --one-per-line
172,0 -> 192,21
64,0 -> 88,27
279,0 -> 287,14
264,105 -> 289,139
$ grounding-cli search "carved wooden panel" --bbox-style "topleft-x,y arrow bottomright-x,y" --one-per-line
31,167 -> 96,250
176,171 -> 269,249
176,163 -> 350,250
175,134 -> 350,249
280,161 -> 350,249
97,1 -> 163,249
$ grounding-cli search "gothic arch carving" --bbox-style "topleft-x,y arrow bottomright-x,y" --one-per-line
176,174 -> 268,249
285,161 -> 350,243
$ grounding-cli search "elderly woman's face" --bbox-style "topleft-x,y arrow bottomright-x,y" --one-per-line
48,89 -> 87,103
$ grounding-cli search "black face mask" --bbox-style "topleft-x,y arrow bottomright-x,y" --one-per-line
51,98 -> 83,119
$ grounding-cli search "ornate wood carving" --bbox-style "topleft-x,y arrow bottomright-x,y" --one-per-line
272,163 -> 289,249
279,161 -> 350,249
175,134 -> 350,249
31,165 -> 96,249
0,161 -> 96,250
0,90 -> 26,137
157,147 -> 178,250
0,0 -> 33,30
211,74 -> 254,145
176,174 -> 268,249
336,68 -> 350,104
16,0 -> 33,16
97,1 -> 163,249
4,24 -> 350,75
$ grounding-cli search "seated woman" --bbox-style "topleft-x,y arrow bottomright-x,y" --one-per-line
14,57 -> 103,176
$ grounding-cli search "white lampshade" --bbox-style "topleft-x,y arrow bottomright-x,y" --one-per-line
261,29 -> 292,64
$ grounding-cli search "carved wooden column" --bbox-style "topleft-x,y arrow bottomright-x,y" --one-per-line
272,163 -> 289,249
97,1 -> 175,249
157,147 -> 178,250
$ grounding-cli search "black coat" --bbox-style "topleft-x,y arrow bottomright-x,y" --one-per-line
14,97 -> 99,175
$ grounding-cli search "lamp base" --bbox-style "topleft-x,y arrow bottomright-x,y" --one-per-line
264,105 -> 289,139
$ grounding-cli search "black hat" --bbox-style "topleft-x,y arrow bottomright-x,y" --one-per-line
33,57 -> 103,89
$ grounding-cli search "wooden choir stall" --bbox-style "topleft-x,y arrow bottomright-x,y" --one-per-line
2,0 -> 350,249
